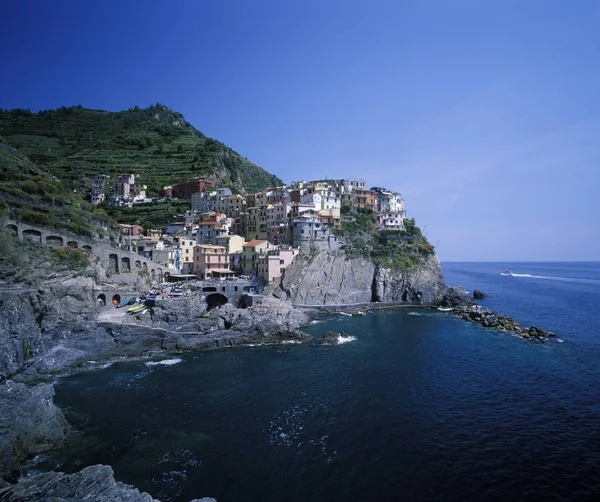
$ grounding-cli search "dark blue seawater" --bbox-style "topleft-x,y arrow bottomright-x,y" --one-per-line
47,262 -> 600,501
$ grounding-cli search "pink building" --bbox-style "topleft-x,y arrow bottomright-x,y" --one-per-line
257,248 -> 299,283
193,244 -> 232,279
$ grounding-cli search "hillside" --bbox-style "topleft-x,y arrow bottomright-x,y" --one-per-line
0,138 -> 116,238
0,104 -> 282,197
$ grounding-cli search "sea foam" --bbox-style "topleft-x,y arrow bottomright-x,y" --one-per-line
145,358 -> 182,367
337,335 -> 357,344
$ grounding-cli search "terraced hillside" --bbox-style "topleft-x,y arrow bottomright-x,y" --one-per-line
0,138 -> 116,238
0,104 -> 282,197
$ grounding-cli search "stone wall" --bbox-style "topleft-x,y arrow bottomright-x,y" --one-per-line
3,218 -> 167,281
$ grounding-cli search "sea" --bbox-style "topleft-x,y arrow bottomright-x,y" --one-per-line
39,262 -> 600,501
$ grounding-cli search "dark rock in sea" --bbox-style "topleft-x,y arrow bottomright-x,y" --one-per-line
315,331 -> 353,345
452,305 -> 557,342
473,290 -> 487,299
0,465 -> 158,501
436,286 -> 472,307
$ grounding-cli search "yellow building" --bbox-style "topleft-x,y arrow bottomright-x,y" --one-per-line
178,237 -> 197,274
241,239 -> 271,275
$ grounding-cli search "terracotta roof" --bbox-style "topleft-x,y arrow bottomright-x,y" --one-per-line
242,239 -> 267,248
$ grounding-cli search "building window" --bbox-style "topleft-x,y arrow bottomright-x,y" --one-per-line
280,259 -> 284,265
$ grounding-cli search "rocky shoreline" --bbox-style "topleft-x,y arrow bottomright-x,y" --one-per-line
0,279 -> 560,500
0,291 -> 313,501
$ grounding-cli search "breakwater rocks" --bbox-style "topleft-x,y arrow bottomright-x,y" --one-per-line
452,305 -> 557,341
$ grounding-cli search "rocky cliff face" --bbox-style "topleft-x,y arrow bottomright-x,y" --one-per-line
0,278 -> 112,381
272,244 -> 447,306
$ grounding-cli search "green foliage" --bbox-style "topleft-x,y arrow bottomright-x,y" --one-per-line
0,145 -> 116,236
339,212 -> 435,271
0,104 -> 283,201
54,247 -> 90,270
20,210 -> 51,227
23,340 -> 32,361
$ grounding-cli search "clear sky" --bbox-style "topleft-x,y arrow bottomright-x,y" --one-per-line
2,0 -> 599,261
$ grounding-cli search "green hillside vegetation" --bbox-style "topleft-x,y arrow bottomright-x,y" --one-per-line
0,104 -> 282,198
336,209 -> 435,270
0,137 -> 116,238
103,199 -> 191,229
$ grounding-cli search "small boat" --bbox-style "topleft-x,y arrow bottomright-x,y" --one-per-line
116,300 -> 129,308
351,311 -> 366,316
501,269 -> 513,276
127,304 -> 145,313
130,306 -> 148,315
437,307 -> 453,312
339,312 -> 352,317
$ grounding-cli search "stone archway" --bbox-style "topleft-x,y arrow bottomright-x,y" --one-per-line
157,270 -> 163,283
150,269 -> 155,280
97,294 -> 107,306
5,223 -> 18,237
23,229 -> 42,242
143,262 -> 148,272
135,260 -> 141,269
46,236 -> 64,248
82,245 -> 93,253
67,241 -> 78,249
108,253 -> 119,274
112,294 -> 121,305
206,293 -> 228,308
121,256 -> 131,272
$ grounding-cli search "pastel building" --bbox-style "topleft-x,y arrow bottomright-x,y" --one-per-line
193,244 -> 232,279
257,248 -> 299,284
241,239 -> 272,276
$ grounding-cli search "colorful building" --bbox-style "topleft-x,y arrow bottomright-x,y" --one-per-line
257,248 -> 299,284
193,244 -> 230,279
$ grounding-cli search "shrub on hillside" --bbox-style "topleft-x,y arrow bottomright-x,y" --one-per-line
54,247 -> 89,270
20,210 -> 50,227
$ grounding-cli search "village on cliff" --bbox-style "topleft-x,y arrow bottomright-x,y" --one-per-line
91,174 -> 407,286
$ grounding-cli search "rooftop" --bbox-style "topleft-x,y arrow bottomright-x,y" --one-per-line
242,239 -> 267,247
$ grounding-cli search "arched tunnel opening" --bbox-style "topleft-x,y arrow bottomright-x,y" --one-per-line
112,294 -> 121,306
97,294 -> 107,306
206,293 -> 228,309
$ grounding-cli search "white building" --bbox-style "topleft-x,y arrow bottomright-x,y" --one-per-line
373,187 -> 405,213
378,212 -> 406,231
343,179 -> 366,194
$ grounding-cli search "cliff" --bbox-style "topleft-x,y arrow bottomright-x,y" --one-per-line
272,242 -> 447,306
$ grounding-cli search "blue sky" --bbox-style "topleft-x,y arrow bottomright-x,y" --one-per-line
2,0 -> 599,261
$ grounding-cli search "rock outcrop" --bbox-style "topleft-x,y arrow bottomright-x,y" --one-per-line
452,305 -> 558,341
315,331 -> 354,345
272,244 -> 448,306
0,465 -> 158,501
473,290 -> 487,299
0,381 -> 66,481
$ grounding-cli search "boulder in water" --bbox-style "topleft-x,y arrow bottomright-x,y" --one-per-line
473,290 -> 487,299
